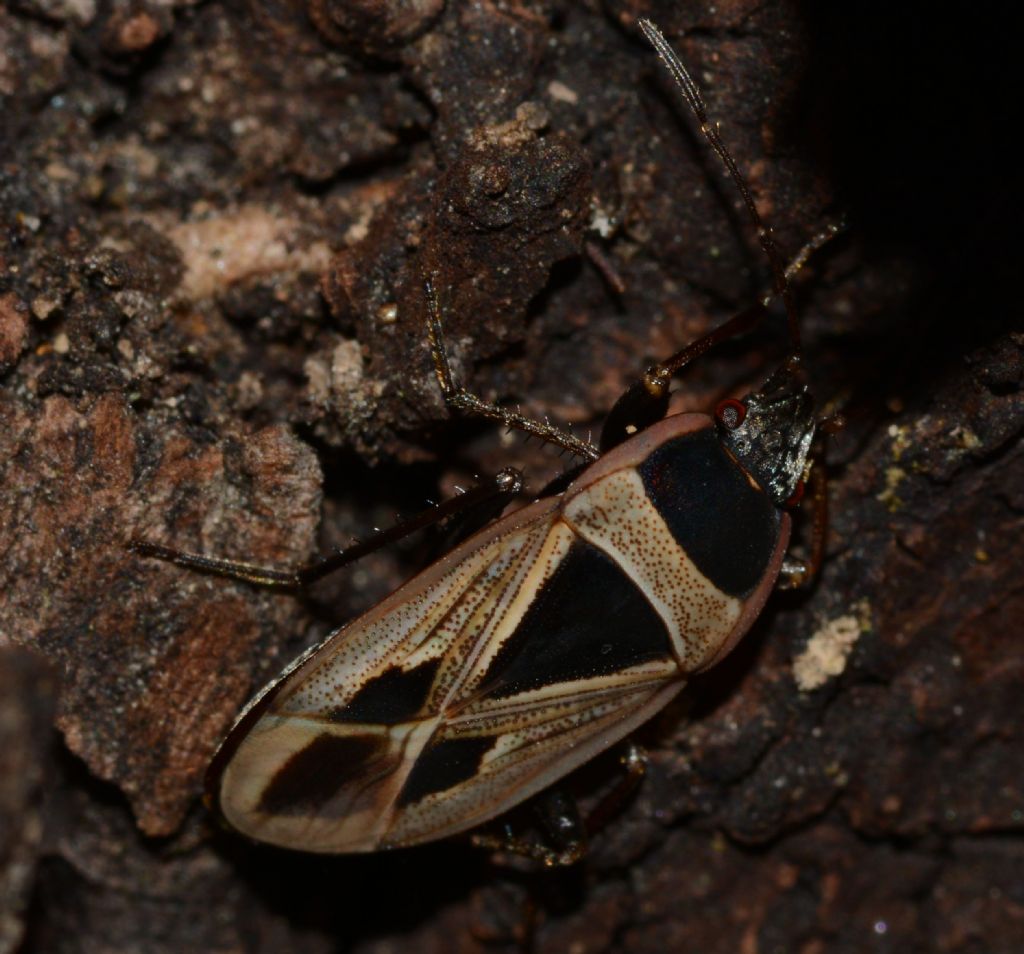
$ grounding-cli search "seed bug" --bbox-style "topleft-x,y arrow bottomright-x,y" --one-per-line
132,19 -> 839,864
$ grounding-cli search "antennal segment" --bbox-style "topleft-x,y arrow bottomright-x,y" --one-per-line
638,18 -> 802,355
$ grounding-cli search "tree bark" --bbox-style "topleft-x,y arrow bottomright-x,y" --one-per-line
1,1 -> 1020,951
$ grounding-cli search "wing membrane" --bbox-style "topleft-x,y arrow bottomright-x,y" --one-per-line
385,665 -> 683,847
213,497 -> 684,852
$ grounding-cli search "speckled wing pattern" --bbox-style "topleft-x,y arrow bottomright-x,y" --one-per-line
210,423 -> 784,853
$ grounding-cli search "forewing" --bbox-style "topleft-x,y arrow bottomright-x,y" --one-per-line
384,664 -> 684,848
213,501 -> 573,852
213,491 -> 688,853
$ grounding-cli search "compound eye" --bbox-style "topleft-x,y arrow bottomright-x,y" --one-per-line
715,398 -> 747,430
784,480 -> 806,508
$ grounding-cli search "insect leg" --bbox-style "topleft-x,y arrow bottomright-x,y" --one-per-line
129,467 -> 523,589
582,741 -> 648,836
778,461 -> 826,590
425,277 -> 600,462
779,413 -> 843,589
472,743 -> 647,867
599,222 -> 847,453
782,221 -> 845,285
600,301 -> 769,451
472,788 -> 588,868
639,219 -> 842,398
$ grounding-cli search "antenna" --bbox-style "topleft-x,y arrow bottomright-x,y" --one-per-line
638,18 -> 802,355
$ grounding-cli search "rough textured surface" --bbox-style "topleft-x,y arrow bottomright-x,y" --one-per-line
0,649 -> 56,954
0,1 -> 1020,951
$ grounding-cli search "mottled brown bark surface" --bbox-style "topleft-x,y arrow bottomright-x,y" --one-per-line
1,1 -> 1020,952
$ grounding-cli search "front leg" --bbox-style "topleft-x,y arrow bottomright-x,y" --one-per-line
424,277 -> 599,463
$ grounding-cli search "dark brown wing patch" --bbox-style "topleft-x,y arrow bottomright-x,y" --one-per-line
479,541 -> 673,698
257,732 -> 394,817
396,734 -> 497,808
327,659 -> 441,725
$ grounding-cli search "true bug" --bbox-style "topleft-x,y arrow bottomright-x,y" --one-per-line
133,20 -> 838,863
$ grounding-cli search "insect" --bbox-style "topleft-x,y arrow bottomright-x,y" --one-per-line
133,19 -> 838,864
